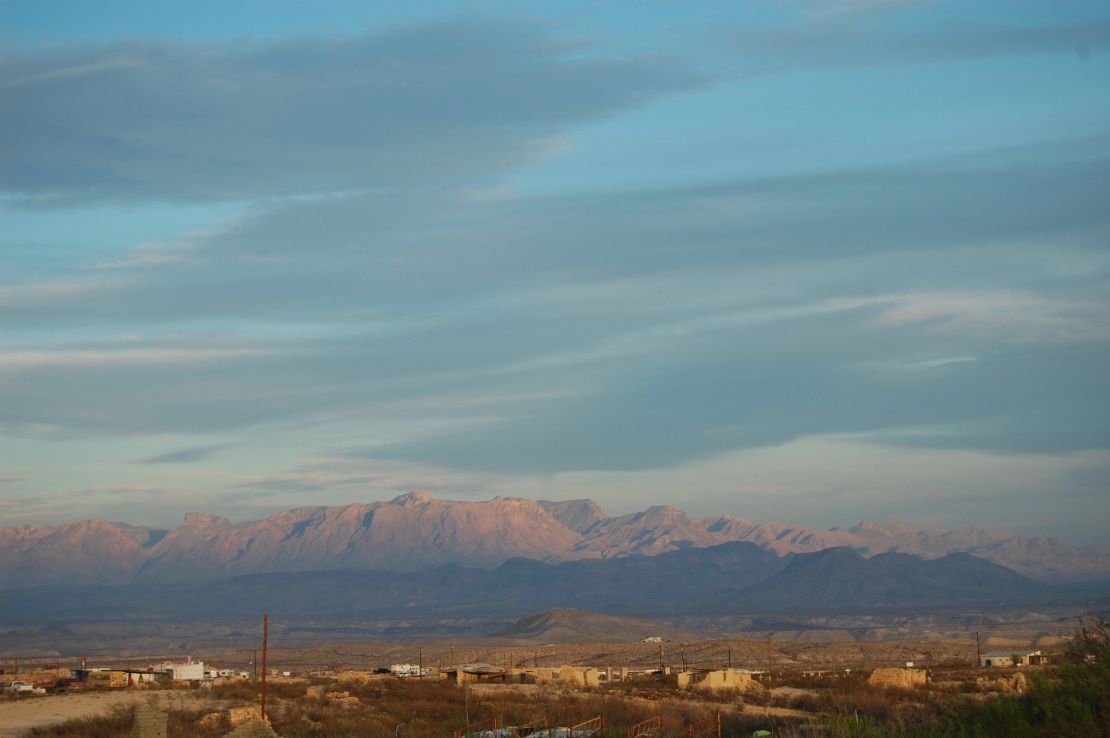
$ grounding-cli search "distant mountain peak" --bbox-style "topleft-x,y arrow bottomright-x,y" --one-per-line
181,512 -> 230,527
390,490 -> 433,506
1,493 -> 1107,588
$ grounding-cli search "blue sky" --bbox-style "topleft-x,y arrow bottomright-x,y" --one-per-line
1,0 -> 1108,541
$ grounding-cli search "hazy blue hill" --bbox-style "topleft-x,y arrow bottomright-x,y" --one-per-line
735,547 -> 1053,610
0,543 -> 1074,627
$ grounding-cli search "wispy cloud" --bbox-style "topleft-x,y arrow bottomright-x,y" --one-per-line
0,347 -> 275,372
141,444 -> 226,465
785,0 -> 936,21
0,136 -> 1106,458
0,19 -> 699,206
726,19 -> 1110,73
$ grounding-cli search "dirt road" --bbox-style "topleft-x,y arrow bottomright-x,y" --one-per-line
0,690 -> 210,737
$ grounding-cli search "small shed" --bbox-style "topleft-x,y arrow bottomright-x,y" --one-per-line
440,664 -> 508,684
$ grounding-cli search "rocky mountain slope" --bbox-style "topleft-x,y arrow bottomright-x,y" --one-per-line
1,492 -> 1108,588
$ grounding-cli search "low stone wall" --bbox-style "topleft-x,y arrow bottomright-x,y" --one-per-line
130,704 -> 167,738
223,717 -> 279,738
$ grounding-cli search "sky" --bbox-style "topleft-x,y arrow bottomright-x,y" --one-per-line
1,0 -> 1109,541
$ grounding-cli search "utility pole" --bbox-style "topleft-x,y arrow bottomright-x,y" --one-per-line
728,647 -> 732,669
680,645 -> 687,672
658,643 -> 664,674
252,650 -> 258,680
418,646 -> 423,679
261,614 -> 269,722
767,635 -> 773,681
464,677 -> 470,733
975,631 -> 981,668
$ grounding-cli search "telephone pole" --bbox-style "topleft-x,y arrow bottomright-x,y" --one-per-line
975,631 -> 981,668
261,614 -> 269,721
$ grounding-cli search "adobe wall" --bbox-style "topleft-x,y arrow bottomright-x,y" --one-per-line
677,670 -> 760,692
509,666 -> 601,687
867,668 -> 927,689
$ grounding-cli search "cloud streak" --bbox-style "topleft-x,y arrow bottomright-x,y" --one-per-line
141,444 -> 226,465
726,19 -> 1110,74
0,19 -> 699,205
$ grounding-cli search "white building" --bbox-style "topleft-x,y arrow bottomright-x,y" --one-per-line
163,661 -> 205,680
980,651 -> 1045,668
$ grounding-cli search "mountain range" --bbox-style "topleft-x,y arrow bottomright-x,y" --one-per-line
2,491 -> 1108,589
0,541 -> 1071,628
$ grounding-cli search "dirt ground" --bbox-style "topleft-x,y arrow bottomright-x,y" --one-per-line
235,636 -> 979,675
4,636 -> 983,680
467,682 -> 816,721
0,690 -> 213,737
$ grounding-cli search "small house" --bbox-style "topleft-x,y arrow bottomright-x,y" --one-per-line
980,650 -> 1045,668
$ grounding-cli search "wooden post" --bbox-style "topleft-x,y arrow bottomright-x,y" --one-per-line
261,614 -> 269,721
975,631 -> 981,668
